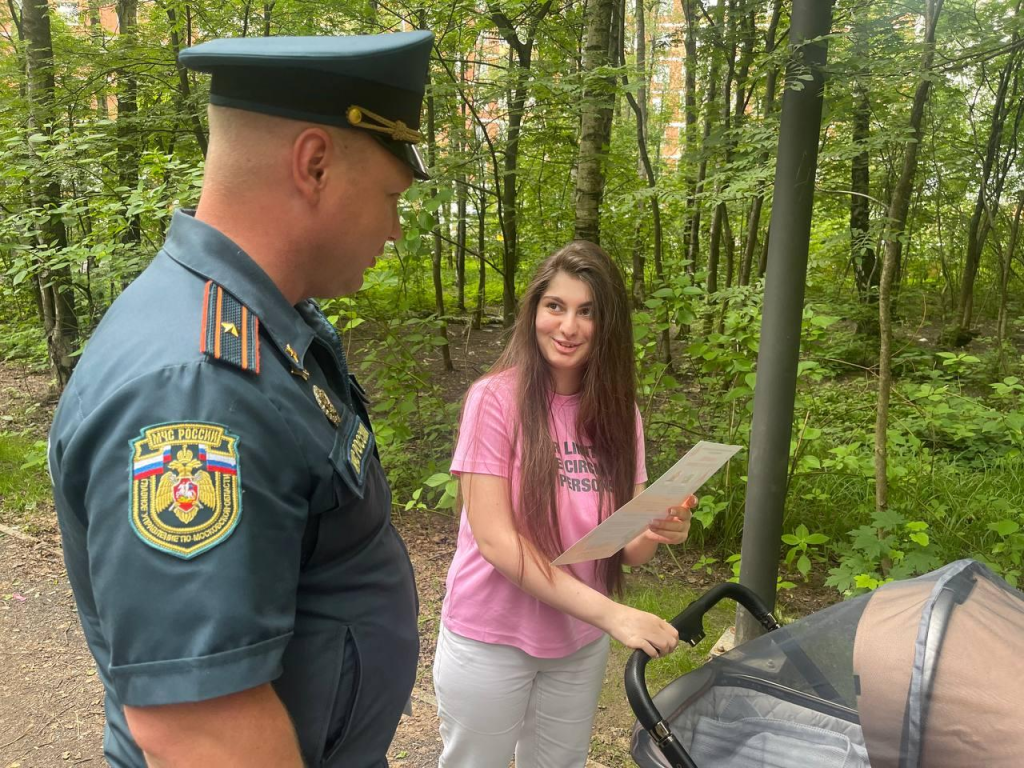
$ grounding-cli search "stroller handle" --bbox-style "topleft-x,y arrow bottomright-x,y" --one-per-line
624,583 -> 780,768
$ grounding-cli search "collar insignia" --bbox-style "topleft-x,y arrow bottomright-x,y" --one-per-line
284,343 -> 309,379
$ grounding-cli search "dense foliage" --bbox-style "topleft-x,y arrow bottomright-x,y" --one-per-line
1,0 -> 1022,594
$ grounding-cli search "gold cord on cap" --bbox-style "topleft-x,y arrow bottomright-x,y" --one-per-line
346,105 -> 423,143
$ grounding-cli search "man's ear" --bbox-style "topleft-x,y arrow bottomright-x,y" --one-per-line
291,127 -> 333,203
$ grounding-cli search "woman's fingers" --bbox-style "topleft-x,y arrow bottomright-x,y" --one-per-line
647,511 -> 692,544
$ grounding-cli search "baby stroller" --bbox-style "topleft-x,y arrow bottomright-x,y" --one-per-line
626,559 -> 1024,768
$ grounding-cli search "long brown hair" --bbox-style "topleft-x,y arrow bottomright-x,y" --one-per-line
473,241 -> 638,595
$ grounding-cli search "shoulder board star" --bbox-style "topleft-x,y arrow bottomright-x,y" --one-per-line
200,281 -> 260,374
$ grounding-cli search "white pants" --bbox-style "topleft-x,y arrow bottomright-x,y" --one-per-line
432,625 -> 610,768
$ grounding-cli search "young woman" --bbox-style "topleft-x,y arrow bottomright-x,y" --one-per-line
433,241 -> 697,768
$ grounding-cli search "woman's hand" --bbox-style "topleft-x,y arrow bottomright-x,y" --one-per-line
642,494 -> 698,545
603,604 -> 679,659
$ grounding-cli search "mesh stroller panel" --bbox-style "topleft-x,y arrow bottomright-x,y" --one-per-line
631,560 -> 1024,768
631,590 -> 874,768
638,681 -> 872,768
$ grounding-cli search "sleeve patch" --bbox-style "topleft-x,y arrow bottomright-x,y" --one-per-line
129,422 -> 242,559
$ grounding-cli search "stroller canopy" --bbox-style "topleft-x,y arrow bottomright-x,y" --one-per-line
631,560 -> 1024,768
853,559 -> 1023,767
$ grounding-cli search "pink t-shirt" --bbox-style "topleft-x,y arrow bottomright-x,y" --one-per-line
441,369 -> 647,658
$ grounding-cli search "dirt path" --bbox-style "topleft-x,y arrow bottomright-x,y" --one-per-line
0,357 -> 835,768
0,513 -> 626,768
0,513 -> 456,768
0,533 -> 105,768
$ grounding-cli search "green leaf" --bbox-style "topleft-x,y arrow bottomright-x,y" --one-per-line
988,519 -> 1020,537
872,507 -> 906,530
855,574 -> 882,590
909,532 -> 930,547
809,315 -> 840,328
424,472 -> 450,488
797,554 -> 811,577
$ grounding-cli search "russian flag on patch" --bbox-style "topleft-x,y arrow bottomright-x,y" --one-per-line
204,446 -> 237,475
133,446 -> 171,480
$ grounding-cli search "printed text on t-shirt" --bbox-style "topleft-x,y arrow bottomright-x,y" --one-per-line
554,440 -> 609,493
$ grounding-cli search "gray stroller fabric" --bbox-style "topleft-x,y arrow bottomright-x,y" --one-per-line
690,715 -> 869,768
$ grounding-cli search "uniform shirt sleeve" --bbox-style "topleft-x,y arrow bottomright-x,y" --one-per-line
450,377 -> 513,479
55,363 -> 309,707
634,404 -> 648,485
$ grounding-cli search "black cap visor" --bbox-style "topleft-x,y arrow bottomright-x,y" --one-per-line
374,136 -> 429,181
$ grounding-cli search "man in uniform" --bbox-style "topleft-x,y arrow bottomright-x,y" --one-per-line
47,30 -> 432,767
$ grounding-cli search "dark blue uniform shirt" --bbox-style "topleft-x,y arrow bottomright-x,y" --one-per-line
49,210 -> 419,767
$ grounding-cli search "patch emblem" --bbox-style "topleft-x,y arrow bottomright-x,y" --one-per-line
129,422 -> 241,559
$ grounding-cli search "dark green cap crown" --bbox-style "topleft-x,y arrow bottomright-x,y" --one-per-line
179,31 -> 434,179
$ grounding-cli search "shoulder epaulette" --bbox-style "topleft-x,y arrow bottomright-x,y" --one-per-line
200,281 -> 260,374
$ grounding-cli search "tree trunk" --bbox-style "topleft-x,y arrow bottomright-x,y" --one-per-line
621,0 -> 668,363
474,182 -> 487,331
116,0 -> 142,280
24,0 -> 79,389
421,13 -> 452,372
955,1 -> 1022,339
489,1 -> 553,325
164,3 -> 208,156
876,0 -> 944,516
681,0 -> 699,266
997,194 -> 1023,369
456,182 -> 467,314
995,196 -> 1019,368
723,205 -> 735,290
740,0 -> 783,286
686,0 -> 725,274
88,0 -> 107,118
850,85 -> 877,304
708,202 -> 723,295
573,0 -> 616,243
629,0 -> 648,307
850,8 -> 877,323
263,1 -> 274,36
455,65 -> 468,314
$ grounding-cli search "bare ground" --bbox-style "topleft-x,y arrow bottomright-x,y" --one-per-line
0,343 -> 836,768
